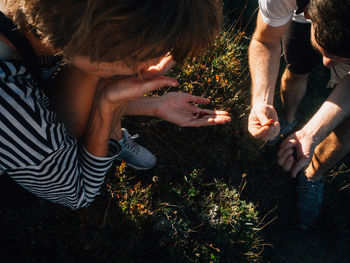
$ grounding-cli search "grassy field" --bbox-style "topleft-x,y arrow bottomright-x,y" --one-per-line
0,1 -> 349,262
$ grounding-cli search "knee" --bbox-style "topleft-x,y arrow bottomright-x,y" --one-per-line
333,116 -> 350,143
283,68 -> 309,83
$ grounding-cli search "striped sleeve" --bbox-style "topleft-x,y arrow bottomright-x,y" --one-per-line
0,61 -> 119,209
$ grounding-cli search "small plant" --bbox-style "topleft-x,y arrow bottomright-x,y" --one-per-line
107,161 -> 153,224
153,170 -> 263,263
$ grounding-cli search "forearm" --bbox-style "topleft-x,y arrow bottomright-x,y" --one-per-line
124,96 -> 159,116
83,91 -> 129,156
301,74 -> 350,143
248,37 -> 281,106
248,12 -> 290,107
83,104 -> 114,157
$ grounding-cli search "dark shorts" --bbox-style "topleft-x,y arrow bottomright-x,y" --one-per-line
282,20 -> 322,74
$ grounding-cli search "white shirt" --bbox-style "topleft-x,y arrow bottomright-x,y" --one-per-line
258,0 -> 310,27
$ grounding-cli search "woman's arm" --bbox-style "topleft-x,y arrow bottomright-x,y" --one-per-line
124,92 -> 231,127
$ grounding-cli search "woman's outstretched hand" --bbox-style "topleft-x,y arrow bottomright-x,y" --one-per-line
155,92 -> 231,127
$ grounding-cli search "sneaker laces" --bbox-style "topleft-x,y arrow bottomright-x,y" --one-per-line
122,132 -> 140,154
297,178 -> 323,208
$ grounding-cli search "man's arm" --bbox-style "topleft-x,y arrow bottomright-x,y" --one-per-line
278,73 -> 350,177
248,11 -> 291,141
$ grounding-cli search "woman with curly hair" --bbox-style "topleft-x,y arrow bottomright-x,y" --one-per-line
0,0 -> 230,209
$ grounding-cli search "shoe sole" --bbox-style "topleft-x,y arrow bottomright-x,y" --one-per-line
123,161 -> 156,170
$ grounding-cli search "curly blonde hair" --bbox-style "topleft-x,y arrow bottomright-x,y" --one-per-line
5,0 -> 222,64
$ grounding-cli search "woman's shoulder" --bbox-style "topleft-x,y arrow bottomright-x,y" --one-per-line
0,60 -> 37,92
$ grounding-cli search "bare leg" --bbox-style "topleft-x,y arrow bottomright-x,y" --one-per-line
280,68 -> 309,123
305,116 -> 350,180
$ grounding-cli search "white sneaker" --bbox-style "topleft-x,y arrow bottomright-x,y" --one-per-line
116,128 -> 156,170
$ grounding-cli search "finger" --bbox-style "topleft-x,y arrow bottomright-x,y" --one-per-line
277,147 -> 294,166
282,155 -> 294,172
255,111 -> 270,127
248,118 -> 261,137
249,125 -> 270,139
187,95 -> 211,105
192,108 -> 230,117
278,138 -> 296,157
208,116 -> 232,125
265,122 -> 280,141
213,110 -> 230,115
261,119 -> 276,127
146,55 -> 175,78
189,115 -> 231,127
140,76 -> 178,94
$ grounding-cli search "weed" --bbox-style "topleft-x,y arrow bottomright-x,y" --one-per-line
152,170 -> 262,262
107,161 -> 153,225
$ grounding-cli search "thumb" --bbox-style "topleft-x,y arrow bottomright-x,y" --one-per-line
141,76 -> 178,94
255,110 -> 270,126
145,56 -> 176,78
291,158 -> 308,178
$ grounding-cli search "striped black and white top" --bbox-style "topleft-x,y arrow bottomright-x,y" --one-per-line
0,57 -> 120,210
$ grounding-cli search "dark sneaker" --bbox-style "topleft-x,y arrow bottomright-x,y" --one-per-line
267,117 -> 296,146
116,128 -> 156,170
296,171 -> 324,230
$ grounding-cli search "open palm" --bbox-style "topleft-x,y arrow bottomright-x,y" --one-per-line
156,92 -> 231,127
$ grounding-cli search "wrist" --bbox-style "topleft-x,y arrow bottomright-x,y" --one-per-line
152,97 -> 163,118
95,89 -> 126,118
83,108 -> 112,157
141,96 -> 160,117
300,100 -> 344,146
83,100 -> 125,157
251,101 -> 274,112
299,126 -> 321,146
125,96 -> 160,117
251,94 -> 274,107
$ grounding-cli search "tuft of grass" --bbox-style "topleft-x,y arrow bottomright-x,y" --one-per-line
107,161 -> 154,225
152,170 -> 262,263
163,28 -> 251,116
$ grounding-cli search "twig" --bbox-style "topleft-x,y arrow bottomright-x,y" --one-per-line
255,205 -> 278,229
